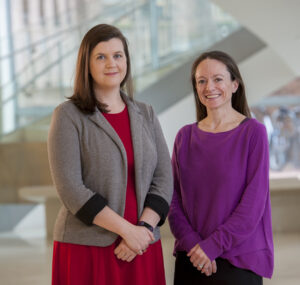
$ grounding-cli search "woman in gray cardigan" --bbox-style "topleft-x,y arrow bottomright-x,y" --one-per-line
48,24 -> 173,285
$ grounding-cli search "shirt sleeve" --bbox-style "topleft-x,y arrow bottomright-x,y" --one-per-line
198,124 -> 270,261
168,131 -> 202,252
47,104 -> 107,225
144,107 -> 173,226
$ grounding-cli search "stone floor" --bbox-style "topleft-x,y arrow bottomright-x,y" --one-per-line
0,225 -> 299,285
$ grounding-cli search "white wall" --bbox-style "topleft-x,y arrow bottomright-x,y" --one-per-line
158,94 -> 195,153
239,47 -> 295,106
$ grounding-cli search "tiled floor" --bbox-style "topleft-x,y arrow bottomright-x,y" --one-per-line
0,227 -> 299,284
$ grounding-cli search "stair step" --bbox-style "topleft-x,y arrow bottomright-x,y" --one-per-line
0,203 -> 36,232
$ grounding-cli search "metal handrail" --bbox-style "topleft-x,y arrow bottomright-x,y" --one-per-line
1,46 -> 78,106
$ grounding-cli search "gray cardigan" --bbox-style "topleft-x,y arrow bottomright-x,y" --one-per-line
47,94 -> 173,246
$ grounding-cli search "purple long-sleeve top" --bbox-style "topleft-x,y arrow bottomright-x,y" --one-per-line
168,118 -> 274,278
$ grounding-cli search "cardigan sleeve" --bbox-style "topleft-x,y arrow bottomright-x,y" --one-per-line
198,124 -> 270,261
168,131 -> 202,252
47,104 -> 107,225
144,107 -> 173,226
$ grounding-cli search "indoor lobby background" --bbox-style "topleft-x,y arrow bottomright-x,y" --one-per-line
1,0 -> 300,284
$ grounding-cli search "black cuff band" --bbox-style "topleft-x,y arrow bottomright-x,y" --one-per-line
75,193 -> 107,225
144,194 -> 169,226
138,221 -> 154,232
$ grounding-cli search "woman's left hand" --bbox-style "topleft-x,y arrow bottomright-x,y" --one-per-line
187,244 -> 214,276
114,239 -> 137,262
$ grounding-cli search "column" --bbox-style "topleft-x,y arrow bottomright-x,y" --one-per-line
0,0 -> 17,135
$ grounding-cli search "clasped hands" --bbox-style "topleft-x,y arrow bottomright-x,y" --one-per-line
188,244 -> 217,276
114,224 -> 154,262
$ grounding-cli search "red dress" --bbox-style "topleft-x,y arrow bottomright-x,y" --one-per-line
52,105 -> 166,285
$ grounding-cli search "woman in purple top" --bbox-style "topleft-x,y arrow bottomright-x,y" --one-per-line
168,51 -> 274,285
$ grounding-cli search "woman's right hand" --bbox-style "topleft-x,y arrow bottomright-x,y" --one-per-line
92,206 -> 154,254
187,243 -> 216,276
121,224 -> 154,255
114,239 -> 137,262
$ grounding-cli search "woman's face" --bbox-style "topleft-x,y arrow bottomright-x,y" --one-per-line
195,58 -> 238,111
89,38 -> 127,91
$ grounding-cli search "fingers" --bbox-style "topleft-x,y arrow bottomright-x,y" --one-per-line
145,228 -> 155,242
126,254 -> 136,262
115,239 -> 150,262
192,256 -> 207,270
189,248 -> 207,266
212,260 -> 217,273
196,263 -> 204,271
114,244 -> 122,255
196,260 -> 217,276
149,231 -> 155,241
188,245 -> 215,276
115,248 -> 136,262
137,246 -> 148,255
202,262 -> 212,276
194,261 -> 212,276
114,240 -> 137,262
118,251 -> 128,260
121,252 -> 135,262
119,251 -> 136,262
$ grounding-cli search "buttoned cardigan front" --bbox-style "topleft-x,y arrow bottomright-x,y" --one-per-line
47,94 -> 173,246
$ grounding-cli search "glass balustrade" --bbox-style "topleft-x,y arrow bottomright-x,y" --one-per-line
0,0 -> 239,137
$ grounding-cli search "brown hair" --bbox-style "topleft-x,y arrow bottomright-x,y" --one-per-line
191,50 -> 251,121
69,24 -> 133,113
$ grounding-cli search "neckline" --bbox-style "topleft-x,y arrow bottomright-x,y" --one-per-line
195,117 -> 251,135
102,105 -> 127,116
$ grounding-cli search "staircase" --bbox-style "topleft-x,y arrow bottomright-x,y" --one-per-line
0,0 -> 240,238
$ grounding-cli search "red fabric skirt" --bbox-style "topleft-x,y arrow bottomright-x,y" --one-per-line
52,239 -> 166,285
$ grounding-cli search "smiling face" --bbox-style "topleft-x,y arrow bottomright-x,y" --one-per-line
195,58 -> 238,112
89,38 -> 127,91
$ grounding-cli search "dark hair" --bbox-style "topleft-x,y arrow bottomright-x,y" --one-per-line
191,50 -> 251,121
69,24 -> 133,113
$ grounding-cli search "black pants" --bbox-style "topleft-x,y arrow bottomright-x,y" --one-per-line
174,252 -> 262,285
